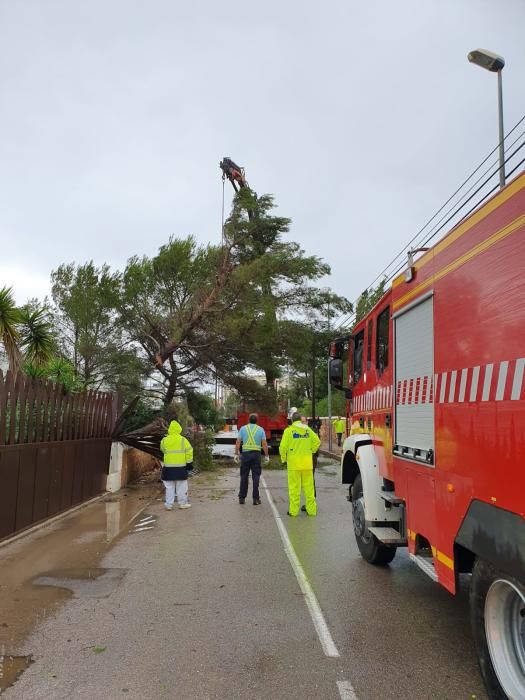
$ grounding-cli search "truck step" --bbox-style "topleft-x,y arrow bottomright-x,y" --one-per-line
380,493 -> 405,506
410,553 -> 437,582
368,527 -> 407,545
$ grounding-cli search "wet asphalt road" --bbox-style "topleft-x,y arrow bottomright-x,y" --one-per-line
0,463 -> 488,700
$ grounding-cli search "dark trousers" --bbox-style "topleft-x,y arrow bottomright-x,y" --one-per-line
239,451 -> 262,500
336,433 -> 343,447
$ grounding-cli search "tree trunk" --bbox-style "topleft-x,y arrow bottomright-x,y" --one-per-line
164,374 -> 177,407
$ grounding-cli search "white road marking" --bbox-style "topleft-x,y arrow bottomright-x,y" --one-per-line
138,516 -> 155,524
134,526 -> 155,532
261,475 -> 340,658
337,680 -> 358,699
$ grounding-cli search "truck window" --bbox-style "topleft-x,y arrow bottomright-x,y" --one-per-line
367,319 -> 373,370
376,306 -> 389,375
354,329 -> 364,384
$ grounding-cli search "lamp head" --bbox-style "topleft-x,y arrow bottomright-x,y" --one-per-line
468,49 -> 505,72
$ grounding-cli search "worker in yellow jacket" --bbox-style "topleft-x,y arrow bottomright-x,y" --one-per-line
333,416 -> 346,447
160,420 -> 194,510
279,412 -> 321,517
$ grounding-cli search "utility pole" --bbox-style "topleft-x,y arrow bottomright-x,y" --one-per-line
312,336 -> 317,419
327,296 -> 333,451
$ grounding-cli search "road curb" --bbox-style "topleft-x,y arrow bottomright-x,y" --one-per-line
320,449 -> 340,461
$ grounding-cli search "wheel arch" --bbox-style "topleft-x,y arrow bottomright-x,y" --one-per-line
341,450 -> 360,486
455,499 -> 525,584
341,436 -> 372,486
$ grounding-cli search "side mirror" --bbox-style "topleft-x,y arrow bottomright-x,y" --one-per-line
329,358 -> 344,388
329,338 -> 347,359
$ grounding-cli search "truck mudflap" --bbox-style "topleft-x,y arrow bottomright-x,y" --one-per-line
455,499 -> 525,582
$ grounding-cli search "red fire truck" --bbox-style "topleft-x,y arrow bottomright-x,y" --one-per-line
236,410 -> 288,450
329,171 -> 525,699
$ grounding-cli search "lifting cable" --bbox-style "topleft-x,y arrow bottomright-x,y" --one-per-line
221,176 -> 226,246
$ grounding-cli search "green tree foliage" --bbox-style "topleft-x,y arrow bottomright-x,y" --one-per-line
116,189 -> 346,410
117,236 -> 234,406
278,288 -> 353,414
50,262 -> 144,392
355,279 -> 387,323
0,287 -> 54,373
0,286 -> 22,372
186,391 -> 222,430
23,357 -> 84,393
18,306 -> 55,367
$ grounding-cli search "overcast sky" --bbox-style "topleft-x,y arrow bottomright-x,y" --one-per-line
1,0 -> 524,316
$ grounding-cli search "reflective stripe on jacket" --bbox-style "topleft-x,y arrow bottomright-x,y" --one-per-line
279,421 -> 321,470
240,423 -> 265,451
160,421 -> 193,466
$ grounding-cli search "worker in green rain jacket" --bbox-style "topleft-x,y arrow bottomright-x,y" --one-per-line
333,416 -> 346,447
279,412 -> 321,517
160,420 -> 193,510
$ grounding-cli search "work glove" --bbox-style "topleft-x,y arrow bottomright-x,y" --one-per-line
233,454 -> 240,464
264,456 -> 270,465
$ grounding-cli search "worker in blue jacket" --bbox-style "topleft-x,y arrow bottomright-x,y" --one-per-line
234,413 -> 269,505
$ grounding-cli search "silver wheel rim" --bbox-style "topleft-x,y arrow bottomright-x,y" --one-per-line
485,578 -> 525,699
352,496 -> 371,543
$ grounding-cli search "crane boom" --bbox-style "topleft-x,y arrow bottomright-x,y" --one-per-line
220,157 -> 248,192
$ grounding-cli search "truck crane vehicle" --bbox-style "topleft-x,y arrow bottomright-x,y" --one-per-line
329,171 -> 525,699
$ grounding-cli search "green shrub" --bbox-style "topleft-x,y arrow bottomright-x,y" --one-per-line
191,430 -> 215,471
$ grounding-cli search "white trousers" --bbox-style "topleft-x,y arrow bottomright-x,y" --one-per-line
162,480 -> 189,506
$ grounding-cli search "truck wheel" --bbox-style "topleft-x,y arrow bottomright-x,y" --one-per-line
351,473 -> 396,566
470,557 -> 525,700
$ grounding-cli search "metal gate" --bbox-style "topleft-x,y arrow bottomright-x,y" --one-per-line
394,294 -> 435,465
0,370 -> 116,540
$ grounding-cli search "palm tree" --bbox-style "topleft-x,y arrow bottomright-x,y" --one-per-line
18,307 -> 54,367
0,288 -> 55,375
0,286 -> 22,373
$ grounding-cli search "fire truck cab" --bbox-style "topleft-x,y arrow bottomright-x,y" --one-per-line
330,172 -> 525,699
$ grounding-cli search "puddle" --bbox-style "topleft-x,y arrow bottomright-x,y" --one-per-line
0,483 -> 160,654
0,652 -> 33,692
32,568 -> 128,599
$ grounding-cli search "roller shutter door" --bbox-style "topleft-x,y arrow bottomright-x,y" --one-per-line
394,295 -> 434,464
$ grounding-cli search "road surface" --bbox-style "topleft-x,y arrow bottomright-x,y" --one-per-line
0,462 -> 487,699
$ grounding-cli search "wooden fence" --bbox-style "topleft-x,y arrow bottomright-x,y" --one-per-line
0,370 -> 117,540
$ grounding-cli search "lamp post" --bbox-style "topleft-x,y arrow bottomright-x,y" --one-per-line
326,292 -> 333,452
468,48 -> 506,189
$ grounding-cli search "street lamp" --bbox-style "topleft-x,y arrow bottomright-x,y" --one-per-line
468,48 -> 506,189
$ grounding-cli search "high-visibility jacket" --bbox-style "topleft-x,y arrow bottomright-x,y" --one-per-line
333,418 -> 346,434
279,421 -> 321,470
160,420 -> 193,480
239,423 -> 265,452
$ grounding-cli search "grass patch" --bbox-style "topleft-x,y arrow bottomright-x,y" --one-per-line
264,455 -> 286,470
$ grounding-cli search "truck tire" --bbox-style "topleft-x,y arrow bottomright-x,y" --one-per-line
470,557 -> 525,700
351,473 -> 396,566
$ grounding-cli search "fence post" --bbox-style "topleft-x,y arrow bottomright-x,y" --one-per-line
107,442 -> 128,492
